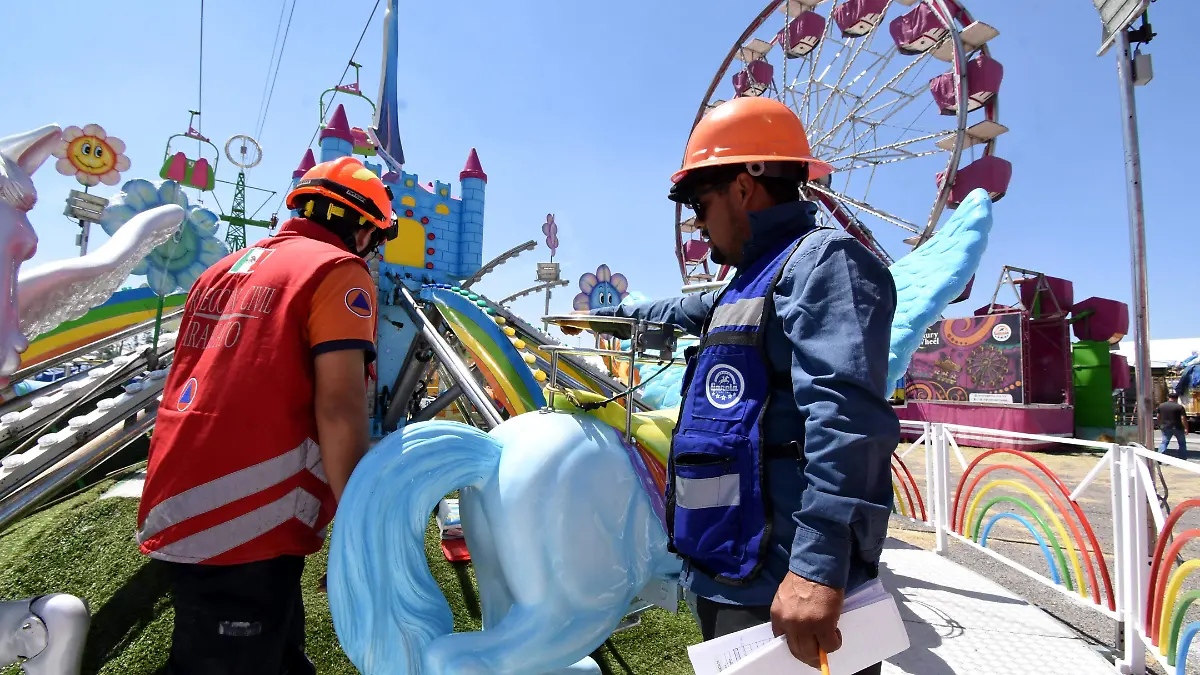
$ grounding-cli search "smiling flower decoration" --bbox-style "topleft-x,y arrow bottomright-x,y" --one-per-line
52,124 -> 131,187
573,264 -> 630,311
100,179 -> 228,296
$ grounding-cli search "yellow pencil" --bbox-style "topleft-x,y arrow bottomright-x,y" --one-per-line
819,648 -> 831,675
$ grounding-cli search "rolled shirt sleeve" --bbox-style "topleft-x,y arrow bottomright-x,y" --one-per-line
775,235 -> 900,589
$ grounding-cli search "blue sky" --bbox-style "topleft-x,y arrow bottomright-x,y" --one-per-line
3,1 -> 1197,340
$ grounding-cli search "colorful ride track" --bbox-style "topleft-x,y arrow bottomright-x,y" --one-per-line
420,284 -> 548,416
18,287 -> 186,371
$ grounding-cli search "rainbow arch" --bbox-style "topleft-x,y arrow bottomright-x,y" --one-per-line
951,448 -> 1114,611
890,453 -> 926,522
1146,498 -> 1200,670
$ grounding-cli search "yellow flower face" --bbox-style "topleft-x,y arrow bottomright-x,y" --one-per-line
53,124 -> 130,187
67,135 -> 116,176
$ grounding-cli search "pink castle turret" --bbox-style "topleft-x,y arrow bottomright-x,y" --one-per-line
292,149 -> 316,178
459,148 -> 487,183
320,104 -> 354,143
318,104 -> 355,163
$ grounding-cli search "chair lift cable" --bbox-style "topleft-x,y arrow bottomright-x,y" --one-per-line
269,0 -> 384,217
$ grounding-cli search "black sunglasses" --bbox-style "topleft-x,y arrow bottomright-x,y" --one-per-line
681,181 -> 734,222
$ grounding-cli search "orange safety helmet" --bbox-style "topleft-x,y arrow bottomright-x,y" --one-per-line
671,97 -> 833,185
285,156 -> 395,229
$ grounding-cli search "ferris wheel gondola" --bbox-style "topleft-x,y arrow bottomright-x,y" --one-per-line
676,0 -> 1011,285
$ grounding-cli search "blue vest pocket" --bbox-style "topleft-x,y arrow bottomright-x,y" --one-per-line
669,432 -> 759,577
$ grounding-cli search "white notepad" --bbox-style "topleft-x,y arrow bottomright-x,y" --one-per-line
685,578 -> 910,675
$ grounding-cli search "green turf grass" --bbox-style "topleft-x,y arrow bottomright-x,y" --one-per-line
0,477 -> 703,674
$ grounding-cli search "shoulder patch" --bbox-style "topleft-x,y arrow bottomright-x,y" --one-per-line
345,288 -> 373,319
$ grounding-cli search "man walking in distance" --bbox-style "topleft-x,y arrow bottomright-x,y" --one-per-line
576,97 -> 899,673
136,156 -> 396,674
1158,392 -> 1189,458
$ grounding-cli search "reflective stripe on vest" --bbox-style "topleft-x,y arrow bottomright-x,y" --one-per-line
708,297 -> 766,332
137,438 -> 327,557
151,487 -> 323,562
666,230 -> 815,585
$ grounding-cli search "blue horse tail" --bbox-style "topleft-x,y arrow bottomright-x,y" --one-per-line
327,420 -> 502,675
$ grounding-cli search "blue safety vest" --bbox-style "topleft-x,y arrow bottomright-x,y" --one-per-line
665,234 -> 809,585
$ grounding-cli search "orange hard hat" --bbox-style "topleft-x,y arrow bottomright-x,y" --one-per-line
286,156 -> 394,229
671,97 -> 833,184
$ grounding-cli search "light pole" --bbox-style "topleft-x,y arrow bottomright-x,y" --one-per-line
1094,1 -> 1156,448
1093,4 -> 1155,672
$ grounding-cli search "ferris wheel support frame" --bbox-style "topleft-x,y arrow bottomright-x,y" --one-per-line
675,0 -> 1000,283
917,0 -> 969,248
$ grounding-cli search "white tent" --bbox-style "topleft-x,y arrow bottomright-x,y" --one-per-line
1114,338 -> 1200,368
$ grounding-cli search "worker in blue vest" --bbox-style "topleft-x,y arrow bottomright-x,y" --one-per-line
587,97 -> 899,673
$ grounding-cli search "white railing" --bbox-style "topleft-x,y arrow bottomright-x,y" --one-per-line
894,423 -> 1199,675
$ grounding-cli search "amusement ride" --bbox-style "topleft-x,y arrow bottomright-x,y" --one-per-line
0,1 -> 1192,675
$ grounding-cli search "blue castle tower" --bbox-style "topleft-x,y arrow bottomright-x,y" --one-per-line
291,103 -> 488,431
293,104 -> 487,298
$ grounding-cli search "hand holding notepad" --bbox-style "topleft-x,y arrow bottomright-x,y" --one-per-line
685,578 -> 910,675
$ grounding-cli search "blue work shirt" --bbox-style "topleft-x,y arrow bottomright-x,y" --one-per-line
593,201 -> 900,605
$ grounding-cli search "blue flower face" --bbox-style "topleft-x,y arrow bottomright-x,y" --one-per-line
573,264 -> 629,312
101,179 -> 229,296
589,281 -> 624,309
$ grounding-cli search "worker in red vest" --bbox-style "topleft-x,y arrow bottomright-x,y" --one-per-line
136,156 -> 396,675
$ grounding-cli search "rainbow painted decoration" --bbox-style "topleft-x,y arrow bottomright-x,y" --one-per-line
1145,498 -> 1200,672
19,287 -> 186,371
889,453 -> 926,522
420,284 -> 547,416
951,449 -> 1114,611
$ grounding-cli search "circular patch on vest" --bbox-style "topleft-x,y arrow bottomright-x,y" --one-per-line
178,378 -> 198,411
705,364 -> 744,409
345,288 -> 373,319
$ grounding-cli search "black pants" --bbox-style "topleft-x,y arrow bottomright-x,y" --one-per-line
692,594 -> 883,675
163,555 -> 315,675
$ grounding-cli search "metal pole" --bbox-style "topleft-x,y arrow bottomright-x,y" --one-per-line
79,186 -> 91,256
543,250 -> 554,333
151,295 -> 166,353
1115,29 -> 1154,450
411,382 -> 464,423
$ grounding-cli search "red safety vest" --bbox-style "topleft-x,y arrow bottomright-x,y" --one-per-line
137,218 -> 370,565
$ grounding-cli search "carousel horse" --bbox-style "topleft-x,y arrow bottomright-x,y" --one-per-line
0,124 -> 183,673
329,189 -> 995,675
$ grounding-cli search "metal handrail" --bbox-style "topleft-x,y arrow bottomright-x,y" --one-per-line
0,408 -> 158,532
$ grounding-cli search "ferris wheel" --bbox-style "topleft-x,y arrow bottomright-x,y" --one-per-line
676,0 -> 1010,283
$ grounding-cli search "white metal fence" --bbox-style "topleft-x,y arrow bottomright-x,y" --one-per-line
892,421 -> 1199,674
